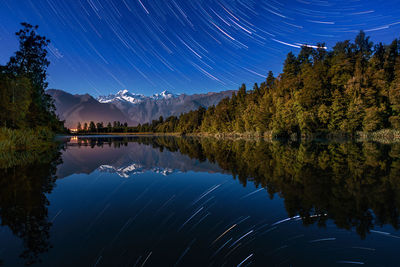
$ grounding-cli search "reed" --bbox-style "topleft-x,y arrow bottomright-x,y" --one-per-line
0,127 -> 55,151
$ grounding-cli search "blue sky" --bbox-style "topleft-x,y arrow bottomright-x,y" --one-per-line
1,0 -> 400,96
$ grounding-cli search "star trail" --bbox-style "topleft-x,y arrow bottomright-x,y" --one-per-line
0,0 -> 400,96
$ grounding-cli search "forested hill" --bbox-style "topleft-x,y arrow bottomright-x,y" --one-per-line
129,31 -> 400,137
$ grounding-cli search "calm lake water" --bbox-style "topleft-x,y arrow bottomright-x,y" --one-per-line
1,136 -> 400,266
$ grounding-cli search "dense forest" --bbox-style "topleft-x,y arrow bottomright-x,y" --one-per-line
161,31 -> 400,137
0,23 -> 64,151
152,31 -> 400,136
79,31 -> 400,138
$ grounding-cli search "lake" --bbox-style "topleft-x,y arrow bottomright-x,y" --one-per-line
1,136 -> 400,266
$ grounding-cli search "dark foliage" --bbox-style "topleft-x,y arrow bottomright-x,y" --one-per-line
84,31 -> 399,136
0,23 -> 64,132
0,144 -> 62,265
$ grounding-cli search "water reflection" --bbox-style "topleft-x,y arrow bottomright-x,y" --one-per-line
1,136 -> 400,265
0,147 -> 62,265
64,136 -> 400,239
57,136 -> 224,179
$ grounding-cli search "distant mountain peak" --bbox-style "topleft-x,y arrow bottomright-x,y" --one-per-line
151,90 -> 178,100
48,88 -> 235,128
97,89 -> 178,104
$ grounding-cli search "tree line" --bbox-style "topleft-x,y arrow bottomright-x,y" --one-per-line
76,121 -> 129,133
75,117 -> 167,133
109,31 -> 399,137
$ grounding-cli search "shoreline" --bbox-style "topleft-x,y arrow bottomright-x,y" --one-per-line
62,129 -> 400,143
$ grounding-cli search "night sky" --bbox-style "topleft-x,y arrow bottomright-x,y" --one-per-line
1,0 -> 400,97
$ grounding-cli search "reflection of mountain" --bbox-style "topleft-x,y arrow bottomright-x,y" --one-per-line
98,163 -> 145,177
59,136 -> 400,239
57,137 -> 223,179
98,163 -> 175,178
65,136 -> 400,240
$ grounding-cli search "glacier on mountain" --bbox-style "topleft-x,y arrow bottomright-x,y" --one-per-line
97,89 -> 178,104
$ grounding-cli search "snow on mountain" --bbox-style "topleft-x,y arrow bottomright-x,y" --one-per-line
49,88 -> 235,127
97,89 -> 178,104
151,90 -> 177,100
97,89 -> 147,104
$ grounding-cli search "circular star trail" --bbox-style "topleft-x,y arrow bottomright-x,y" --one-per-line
0,0 -> 400,96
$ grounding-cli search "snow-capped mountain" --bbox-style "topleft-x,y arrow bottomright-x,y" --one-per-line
151,90 -> 177,100
97,89 -> 147,104
97,89 -> 178,104
48,88 -> 235,128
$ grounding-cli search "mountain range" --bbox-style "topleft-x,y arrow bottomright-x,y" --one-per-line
97,89 -> 177,104
47,89 -> 234,128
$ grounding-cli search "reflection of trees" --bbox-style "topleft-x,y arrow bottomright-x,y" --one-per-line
0,147 -> 62,265
76,136 -> 400,239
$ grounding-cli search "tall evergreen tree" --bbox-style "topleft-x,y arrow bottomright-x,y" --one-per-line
89,121 -> 96,132
5,23 -> 60,129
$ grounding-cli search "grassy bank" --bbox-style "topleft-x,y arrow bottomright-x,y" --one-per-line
357,129 -> 400,143
72,131 -> 269,139
191,130 -> 400,143
0,127 -> 55,151
73,132 -> 181,136
0,127 -> 60,169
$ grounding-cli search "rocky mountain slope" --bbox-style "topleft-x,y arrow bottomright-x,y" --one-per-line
47,89 -> 234,128
47,89 -> 132,128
